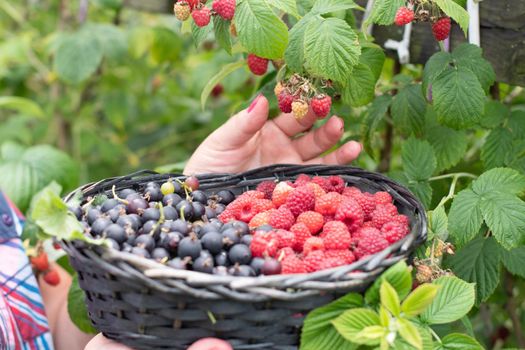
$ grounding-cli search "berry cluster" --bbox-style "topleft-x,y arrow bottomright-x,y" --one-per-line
173,0 -> 236,27
394,1 -> 451,42
274,74 -> 333,120
30,250 -> 60,286
218,175 -> 411,274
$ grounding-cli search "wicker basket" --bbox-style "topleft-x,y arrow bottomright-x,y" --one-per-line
62,164 -> 427,350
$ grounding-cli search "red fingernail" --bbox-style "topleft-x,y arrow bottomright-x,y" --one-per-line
248,94 -> 262,113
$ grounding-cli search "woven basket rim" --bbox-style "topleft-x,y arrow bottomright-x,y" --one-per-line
63,164 -> 427,300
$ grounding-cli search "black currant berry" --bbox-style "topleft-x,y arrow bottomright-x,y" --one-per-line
91,218 -> 112,236
146,182 -> 160,189
134,234 -> 155,252
261,259 -> 282,275
122,243 -> 133,253
176,200 -> 194,220
192,202 -> 206,220
125,192 -> 142,201
222,228 -> 241,247
167,257 -> 188,269
152,247 -> 170,261
213,266 -> 229,276
200,222 -> 222,235
231,221 -> 250,235
145,187 -> 163,202
107,205 -> 125,222
106,238 -> 120,250
162,206 -> 179,220
103,224 -> 127,244
171,219 -> 191,235
101,199 -> 119,213
116,215 -> 139,231
199,250 -> 213,260
142,208 -> 160,223
191,190 -> 208,204
161,232 -> 183,253
87,208 -> 102,225
193,256 -> 214,273
162,193 -> 183,207
127,198 -> 148,214
241,234 -> 253,246
228,244 -> 252,265
250,258 -> 265,275
205,207 -> 217,219
119,189 -> 137,198
201,232 -> 223,254
216,190 -> 235,205
215,251 -> 229,266
142,220 -> 161,238
229,265 -> 255,277
178,236 -> 202,260
214,203 -> 226,215
131,246 -> 151,258
68,206 -> 83,220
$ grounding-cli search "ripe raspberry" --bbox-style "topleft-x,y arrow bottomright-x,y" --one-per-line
274,229 -> 296,249
432,17 -> 451,41
318,257 -> 346,270
43,269 -> 60,286
212,0 -> 236,20
325,250 -> 356,264
253,199 -> 275,213
374,191 -> 393,205
342,186 -> 362,197
323,221 -> 351,250
381,221 -> 409,243
278,90 -> 295,113
286,186 -> 315,217
247,54 -> 269,75
311,176 -> 330,192
292,101 -> 309,121
306,182 -> 326,198
353,226 -> 381,244
274,82 -> 284,97
294,174 -> 311,187
281,255 -> 307,274
249,210 -> 272,228
186,0 -> 203,9
311,94 -> 332,118
234,198 -> 272,222
192,6 -> 211,27
353,229 -> 389,259
269,206 -> 295,230
218,209 -> 236,223
290,223 -> 312,252
392,214 -> 410,227
30,252 -> 49,272
334,198 -> 365,232
272,181 -> 294,207
352,192 -> 376,220
323,214 -> 335,224
326,176 -> 345,193
371,204 -> 397,229
297,211 -> 324,234
395,7 -> 414,26
173,1 -> 191,21
361,221 -> 376,228
415,264 -> 433,283
256,181 -> 277,200
315,192 -> 343,215
303,237 -> 325,256
303,250 -> 326,272
276,247 -> 295,261
237,190 -> 265,201
250,231 -> 279,258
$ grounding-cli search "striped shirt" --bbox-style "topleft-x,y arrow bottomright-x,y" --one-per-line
0,192 -> 54,350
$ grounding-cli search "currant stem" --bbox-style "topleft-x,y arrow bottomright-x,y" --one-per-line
111,185 -> 129,205
428,173 -> 477,182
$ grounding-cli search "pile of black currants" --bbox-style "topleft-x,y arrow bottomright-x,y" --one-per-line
73,177 -> 279,276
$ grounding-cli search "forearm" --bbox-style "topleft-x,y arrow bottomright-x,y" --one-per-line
39,263 -> 94,350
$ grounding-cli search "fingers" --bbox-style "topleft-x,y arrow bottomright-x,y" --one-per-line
272,106 -> 317,137
306,140 -> 362,166
210,94 -> 269,149
292,116 -> 345,161
85,334 -> 133,350
187,338 -> 233,350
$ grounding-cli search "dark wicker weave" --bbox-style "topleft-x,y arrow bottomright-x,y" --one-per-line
62,164 -> 427,350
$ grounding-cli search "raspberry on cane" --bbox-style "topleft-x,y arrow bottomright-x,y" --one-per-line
274,82 -> 284,97
292,101 -> 309,121
192,6 -> 211,27
278,90 -> 295,113
432,17 -> 451,41
395,7 -> 414,26
173,1 -> 191,21
212,0 -> 236,20
311,94 -> 332,118
247,54 -> 269,75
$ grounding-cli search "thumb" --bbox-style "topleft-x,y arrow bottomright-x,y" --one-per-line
187,338 -> 233,350
210,94 -> 269,148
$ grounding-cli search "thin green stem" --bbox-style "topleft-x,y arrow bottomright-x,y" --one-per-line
429,327 -> 442,343
435,173 -> 475,208
438,41 -> 446,52
428,173 -> 478,182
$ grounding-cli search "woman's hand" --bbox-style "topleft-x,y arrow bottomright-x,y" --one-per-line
85,334 -> 233,350
184,94 -> 362,175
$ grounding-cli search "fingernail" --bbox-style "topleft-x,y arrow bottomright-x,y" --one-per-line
248,94 -> 262,113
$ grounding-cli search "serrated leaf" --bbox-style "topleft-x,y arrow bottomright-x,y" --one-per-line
420,276 -> 475,324
452,44 -> 495,91
213,16 -> 232,54
433,66 -> 485,129
398,319 -> 423,350
235,0 -> 289,59
428,206 -> 448,241
153,27 -> 183,62
341,63 -> 376,106
408,181 -> 433,209
501,246 -> 525,278
473,168 -> 525,196
367,0 -> 405,25
380,281 -> 401,316
401,284 -> 439,317
68,274 -> 97,334
355,325 -> 386,340
0,96 -> 44,118
365,261 -> 412,305
301,293 -> 362,350
332,308 -> 381,345
392,84 -> 427,136
448,189 -> 483,247
284,15 -> 312,72
304,17 -> 360,84
360,45 -> 386,80
311,0 -> 360,15
508,110 -> 525,139
479,100 -> 508,129
447,237 -> 501,303
201,60 -> 245,109
363,94 -> 392,156
54,29 -> 103,84
422,52 -> 452,98
191,21 -> 213,48
479,192 -> 525,249
402,138 -> 437,181
481,127 -> 513,169
426,125 -> 467,172
435,333 -> 484,350
433,0 -> 469,34
267,0 -> 300,18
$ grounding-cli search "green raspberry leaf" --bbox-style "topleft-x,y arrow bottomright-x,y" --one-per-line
365,261 -> 412,305
332,308 -> 381,345
435,333 -> 484,350
304,16 -> 361,84
452,44 -> 496,92
402,137 -> 437,181
479,100 -> 509,129
426,125 -> 468,172
235,0 -> 289,59
446,237 -> 501,303
285,15 -> 313,72
473,168 -> 525,196
448,189 -> 483,247
501,246 -> 525,278
433,66 -> 485,129
401,284 -> 439,318
213,16 -> 232,55
481,127 -> 514,169
427,205 -> 449,241
362,94 -> 392,156
341,63 -> 376,106
433,0 -> 470,34
391,84 -> 427,136
508,110 -> 525,139
366,0 -> 405,25
360,45 -> 386,81
311,0 -> 361,15
422,52 -> 452,98
266,0 -> 300,18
